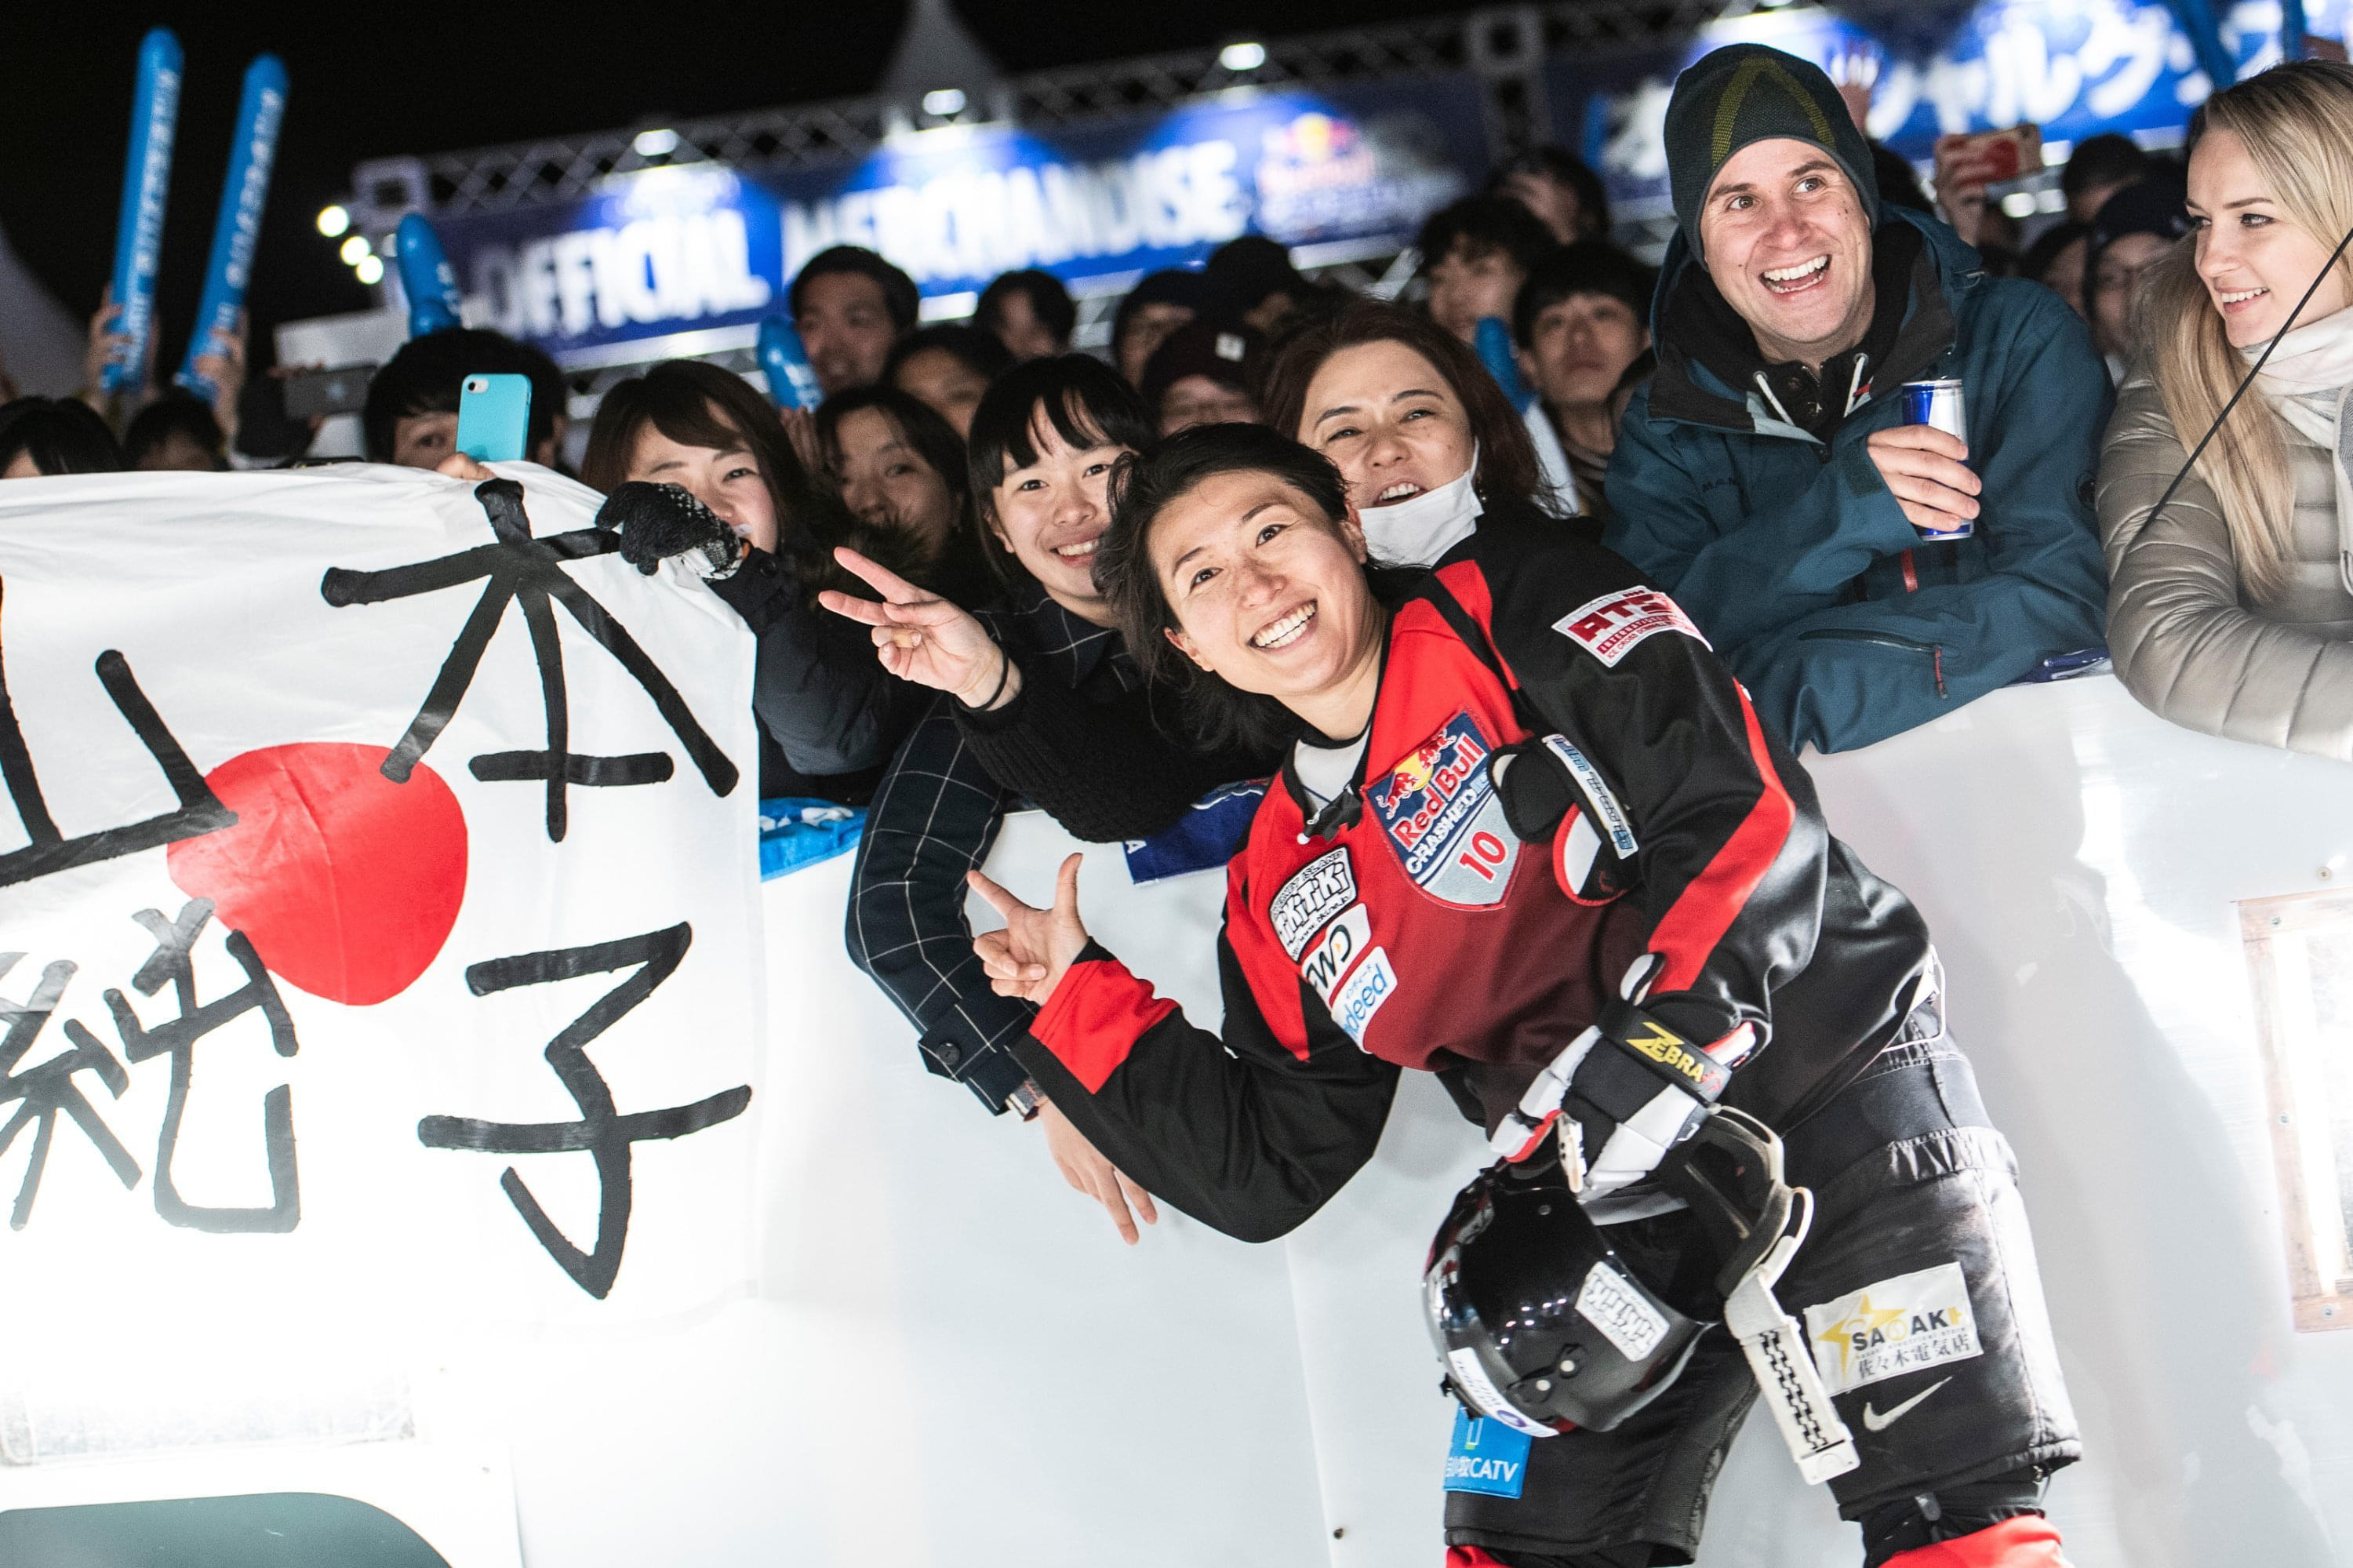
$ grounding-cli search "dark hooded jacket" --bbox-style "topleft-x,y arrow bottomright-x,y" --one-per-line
1603,207 -> 2111,752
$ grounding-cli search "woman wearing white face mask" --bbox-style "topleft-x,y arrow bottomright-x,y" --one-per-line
1258,300 -> 1579,565
2103,60 -> 2353,758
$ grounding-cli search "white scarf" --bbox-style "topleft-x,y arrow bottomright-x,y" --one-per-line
2250,307 -> 2353,592
1358,446 -> 1482,566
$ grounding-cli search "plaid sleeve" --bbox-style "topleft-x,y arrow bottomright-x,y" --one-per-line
844,691 -> 1036,1113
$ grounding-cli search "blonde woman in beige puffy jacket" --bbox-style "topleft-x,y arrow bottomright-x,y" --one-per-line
2100,60 -> 2353,759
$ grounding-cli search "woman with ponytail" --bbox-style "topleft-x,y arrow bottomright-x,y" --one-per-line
2102,60 -> 2353,757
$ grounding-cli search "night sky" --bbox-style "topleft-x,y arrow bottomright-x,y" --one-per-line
1,1 -> 1465,373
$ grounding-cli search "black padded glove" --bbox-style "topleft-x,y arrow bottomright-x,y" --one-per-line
1487,735 -> 1638,904
596,481 -> 744,579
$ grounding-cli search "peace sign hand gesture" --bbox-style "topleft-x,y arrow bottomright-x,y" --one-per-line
818,546 -> 1021,710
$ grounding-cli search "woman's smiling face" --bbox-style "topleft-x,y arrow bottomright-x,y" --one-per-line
1296,340 -> 1476,515
987,405 -> 1134,619
2190,126 -> 2350,347
624,408 -> 779,552
1151,467 -> 1378,711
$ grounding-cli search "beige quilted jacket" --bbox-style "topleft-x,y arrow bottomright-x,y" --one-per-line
2098,369 -> 2353,759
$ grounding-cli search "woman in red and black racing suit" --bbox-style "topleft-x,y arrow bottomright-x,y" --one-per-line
973,425 -> 2078,1568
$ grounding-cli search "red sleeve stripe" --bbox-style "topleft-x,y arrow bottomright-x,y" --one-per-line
1031,956 -> 1178,1093
1649,688 -> 1796,993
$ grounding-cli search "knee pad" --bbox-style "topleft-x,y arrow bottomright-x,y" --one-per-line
1861,1468 -> 2064,1567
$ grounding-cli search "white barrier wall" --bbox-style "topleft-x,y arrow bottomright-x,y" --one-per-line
9,673 -> 2353,1566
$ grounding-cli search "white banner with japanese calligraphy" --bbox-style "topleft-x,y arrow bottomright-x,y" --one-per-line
0,464 -> 762,1388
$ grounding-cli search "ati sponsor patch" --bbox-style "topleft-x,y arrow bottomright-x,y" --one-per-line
1553,587 -> 1709,668
1444,1405 -> 1533,1498
1577,1261 -> 1670,1361
1329,947 -> 1398,1046
1804,1261 -> 1983,1395
1270,846 -> 1356,959
1366,711 -> 1519,907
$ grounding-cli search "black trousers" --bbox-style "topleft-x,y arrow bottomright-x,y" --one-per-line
1442,1037 -> 2081,1566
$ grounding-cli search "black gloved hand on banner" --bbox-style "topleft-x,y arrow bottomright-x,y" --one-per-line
597,481 -> 745,580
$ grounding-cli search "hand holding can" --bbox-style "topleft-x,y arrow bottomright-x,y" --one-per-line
1871,379 -> 1977,540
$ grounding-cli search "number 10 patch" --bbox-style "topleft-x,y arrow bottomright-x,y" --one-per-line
1365,711 -> 1520,907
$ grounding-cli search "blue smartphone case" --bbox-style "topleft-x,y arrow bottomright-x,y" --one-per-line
456,373 -> 532,463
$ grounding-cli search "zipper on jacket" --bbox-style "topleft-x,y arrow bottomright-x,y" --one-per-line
1797,627 -> 1949,698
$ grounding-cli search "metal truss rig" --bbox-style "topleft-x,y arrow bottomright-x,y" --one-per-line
351,0 -> 1734,224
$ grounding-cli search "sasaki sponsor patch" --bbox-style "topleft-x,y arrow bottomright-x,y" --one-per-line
1366,711 -> 1519,907
1577,1261 -> 1670,1361
1444,1405 -> 1533,1498
1329,946 -> 1398,1046
1552,587 -> 1710,668
1269,846 -> 1355,959
1804,1262 -> 1983,1395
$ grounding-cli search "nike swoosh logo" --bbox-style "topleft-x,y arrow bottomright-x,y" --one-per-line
1862,1377 -> 1953,1432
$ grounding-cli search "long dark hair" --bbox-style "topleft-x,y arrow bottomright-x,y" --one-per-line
813,384 -> 992,606
1100,423 -> 1404,755
0,397 -> 125,475
580,359 -> 842,557
1257,300 -> 1542,511
965,355 -> 1155,587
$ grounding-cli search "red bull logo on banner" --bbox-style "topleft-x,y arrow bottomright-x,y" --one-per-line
1367,712 -> 1518,908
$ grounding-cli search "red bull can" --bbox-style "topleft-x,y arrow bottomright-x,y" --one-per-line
1900,378 -> 1972,540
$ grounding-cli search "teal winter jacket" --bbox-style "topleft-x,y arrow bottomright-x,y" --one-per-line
1603,208 -> 2110,753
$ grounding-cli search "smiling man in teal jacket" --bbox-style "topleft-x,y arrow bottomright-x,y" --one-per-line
1605,43 -> 2111,754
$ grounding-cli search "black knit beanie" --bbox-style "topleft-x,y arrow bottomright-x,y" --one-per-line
1664,44 -> 1879,259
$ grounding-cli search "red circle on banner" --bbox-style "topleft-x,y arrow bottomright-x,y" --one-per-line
166,743 -> 468,1006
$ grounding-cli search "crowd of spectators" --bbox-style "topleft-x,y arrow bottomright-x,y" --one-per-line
9,41 -> 2353,1207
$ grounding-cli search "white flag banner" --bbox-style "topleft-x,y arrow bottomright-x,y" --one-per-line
0,464 -> 762,1358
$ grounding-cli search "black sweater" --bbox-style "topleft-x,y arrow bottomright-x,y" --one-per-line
845,580 -> 1277,1113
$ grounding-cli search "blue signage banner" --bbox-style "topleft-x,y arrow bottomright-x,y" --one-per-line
434,76 -> 1489,362
1550,0 -> 2348,225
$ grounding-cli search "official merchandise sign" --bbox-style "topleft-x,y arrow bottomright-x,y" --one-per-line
1554,0 -> 2351,224
0,466 -> 762,1370
433,78 -> 1487,360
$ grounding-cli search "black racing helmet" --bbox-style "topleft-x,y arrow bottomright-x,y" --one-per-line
1424,1108 -> 1797,1435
